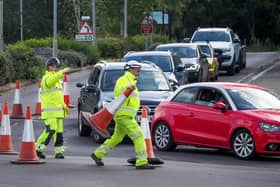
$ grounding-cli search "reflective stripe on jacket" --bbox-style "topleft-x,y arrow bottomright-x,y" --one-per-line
40,70 -> 66,119
114,71 -> 140,118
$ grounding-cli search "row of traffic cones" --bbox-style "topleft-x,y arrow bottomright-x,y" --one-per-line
0,101 -> 45,164
9,74 -> 73,118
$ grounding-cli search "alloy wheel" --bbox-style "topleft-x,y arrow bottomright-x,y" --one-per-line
232,130 -> 255,159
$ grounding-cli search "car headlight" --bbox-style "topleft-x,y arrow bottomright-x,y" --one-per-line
259,122 -> 280,132
186,64 -> 200,71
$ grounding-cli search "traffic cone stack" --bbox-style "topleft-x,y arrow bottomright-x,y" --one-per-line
63,74 -> 74,108
11,106 -> 46,164
127,106 -> 164,165
82,87 -> 135,138
33,80 -> 41,116
0,102 -> 17,155
11,80 -> 23,118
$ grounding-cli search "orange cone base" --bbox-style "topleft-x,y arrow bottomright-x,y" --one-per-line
127,157 -> 164,165
0,136 -> 18,155
0,151 -> 18,155
33,103 -> 41,116
11,159 -> 46,164
11,104 -> 24,119
82,112 -> 111,139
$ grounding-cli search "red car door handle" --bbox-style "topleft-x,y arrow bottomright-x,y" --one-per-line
187,113 -> 195,117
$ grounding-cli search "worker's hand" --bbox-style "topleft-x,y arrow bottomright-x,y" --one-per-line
127,84 -> 135,90
62,67 -> 71,74
64,105 -> 69,117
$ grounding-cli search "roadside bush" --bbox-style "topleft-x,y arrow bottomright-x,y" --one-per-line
6,43 -> 37,80
21,38 -> 52,48
130,34 -> 169,51
97,37 -> 127,58
0,52 -> 13,86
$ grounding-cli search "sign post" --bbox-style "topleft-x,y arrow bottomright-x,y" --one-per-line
141,16 -> 153,50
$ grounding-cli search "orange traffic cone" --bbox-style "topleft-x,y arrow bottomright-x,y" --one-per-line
127,106 -> 164,165
82,87 -> 134,138
63,74 -> 75,108
0,102 -> 17,155
11,80 -> 24,118
33,80 -> 41,116
11,106 -> 46,164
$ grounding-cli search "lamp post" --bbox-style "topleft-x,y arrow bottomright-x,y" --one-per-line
0,0 -> 3,51
20,0 -> 23,41
92,0 -> 96,45
124,0 -> 127,38
52,0 -> 58,57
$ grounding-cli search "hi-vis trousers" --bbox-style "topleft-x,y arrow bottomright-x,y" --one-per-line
94,115 -> 148,166
36,118 -> 64,155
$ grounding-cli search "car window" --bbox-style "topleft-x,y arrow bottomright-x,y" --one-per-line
101,70 -> 123,91
88,67 -> 101,85
192,31 -> 230,42
100,69 -> 170,92
156,46 -> 197,58
195,88 -> 228,107
172,87 -> 198,103
123,55 -> 172,72
199,45 -> 211,57
138,70 -> 170,91
227,88 -> 280,110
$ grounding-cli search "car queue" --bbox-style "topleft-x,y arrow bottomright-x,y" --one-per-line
76,27 -> 280,160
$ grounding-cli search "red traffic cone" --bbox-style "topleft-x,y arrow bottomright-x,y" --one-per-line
11,106 -> 46,164
63,74 -> 75,108
33,80 -> 41,116
0,102 -> 18,155
82,87 -> 134,138
127,106 -> 164,165
11,80 -> 24,118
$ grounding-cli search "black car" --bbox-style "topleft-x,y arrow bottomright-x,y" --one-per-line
76,61 -> 174,143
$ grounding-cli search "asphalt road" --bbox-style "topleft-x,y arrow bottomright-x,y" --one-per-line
0,52 -> 280,187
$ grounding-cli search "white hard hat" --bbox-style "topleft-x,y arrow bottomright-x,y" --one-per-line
124,60 -> 142,70
45,57 -> 60,67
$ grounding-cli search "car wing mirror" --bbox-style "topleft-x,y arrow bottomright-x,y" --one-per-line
76,82 -> 84,88
176,64 -> 184,72
85,84 -> 98,92
213,102 -> 227,113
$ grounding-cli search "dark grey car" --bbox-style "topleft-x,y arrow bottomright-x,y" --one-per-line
76,61 -> 174,143
155,43 -> 209,83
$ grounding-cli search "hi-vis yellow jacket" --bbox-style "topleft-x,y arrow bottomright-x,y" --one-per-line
40,70 -> 66,119
114,71 -> 140,118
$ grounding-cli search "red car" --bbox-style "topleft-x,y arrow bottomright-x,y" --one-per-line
151,82 -> 280,159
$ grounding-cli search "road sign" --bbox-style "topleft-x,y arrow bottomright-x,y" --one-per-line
75,21 -> 95,41
141,16 -> 153,34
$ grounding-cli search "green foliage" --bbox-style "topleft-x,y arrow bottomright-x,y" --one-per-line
0,52 -> 13,86
97,37 -> 127,58
6,43 -> 36,80
130,34 -> 169,51
21,38 -> 52,48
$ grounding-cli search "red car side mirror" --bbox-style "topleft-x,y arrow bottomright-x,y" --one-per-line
213,102 -> 227,112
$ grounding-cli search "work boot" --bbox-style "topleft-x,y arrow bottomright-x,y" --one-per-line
55,153 -> 65,159
91,153 -> 104,166
36,151 -> 46,159
136,164 -> 155,170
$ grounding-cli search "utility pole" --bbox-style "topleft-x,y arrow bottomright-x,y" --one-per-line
52,0 -> 58,57
92,0 -> 96,45
124,0 -> 127,38
20,0 -> 23,41
0,0 -> 3,51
